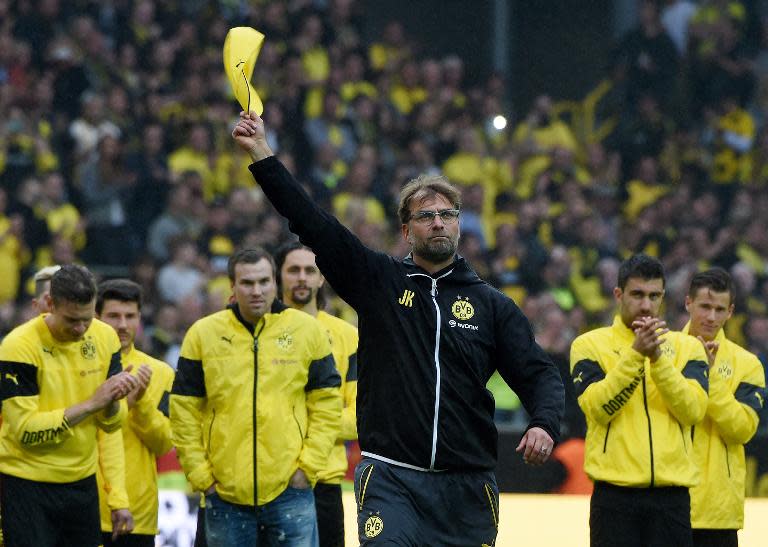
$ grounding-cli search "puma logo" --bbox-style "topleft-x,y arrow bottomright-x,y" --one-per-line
5,372 -> 18,385
573,371 -> 584,384
42,347 -> 54,356
221,335 -> 234,344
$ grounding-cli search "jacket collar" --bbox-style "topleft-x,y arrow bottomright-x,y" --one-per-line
611,315 -> 637,345
228,300 -> 287,333
402,253 -> 481,284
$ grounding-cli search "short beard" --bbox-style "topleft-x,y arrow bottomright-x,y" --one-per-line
290,287 -> 314,306
413,236 -> 457,264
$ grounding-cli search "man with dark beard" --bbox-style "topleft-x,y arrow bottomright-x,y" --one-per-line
276,242 -> 358,547
232,111 -> 564,546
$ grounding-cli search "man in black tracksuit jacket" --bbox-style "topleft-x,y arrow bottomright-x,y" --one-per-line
233,112 -> 564,546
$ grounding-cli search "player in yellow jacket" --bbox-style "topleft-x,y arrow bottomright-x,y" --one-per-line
95,279 -> 175,546
570,254 -> 708,547
0,264 -> 137,546
683,269 -> 765,547
171,248 -> 342,546
277,242 -> 358,547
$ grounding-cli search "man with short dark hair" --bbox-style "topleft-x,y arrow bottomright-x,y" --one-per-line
276,242 -> 358,547
570,254 -> 709,547
683,268 -> 765,547
96,279 -> 175,547
0,264 -> 138,546
171,248 -> 341,547
234,112 -> 563,546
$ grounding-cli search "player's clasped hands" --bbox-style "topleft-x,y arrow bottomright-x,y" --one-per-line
91,365 -> 140,410
127,364 -> 153,408
631,317 -> 669,361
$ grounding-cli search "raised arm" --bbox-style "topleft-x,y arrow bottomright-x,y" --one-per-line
232,111 -> 386,310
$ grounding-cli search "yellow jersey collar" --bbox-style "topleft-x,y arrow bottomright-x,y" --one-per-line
610,315 -> 636,345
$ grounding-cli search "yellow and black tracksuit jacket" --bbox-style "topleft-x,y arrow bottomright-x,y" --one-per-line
0,316 -> 128,509
97,346 -> 175,535
684,324 -> 765,530
170,302 -> 342,507
315,311 -> 358,484
570,316 -> 709,488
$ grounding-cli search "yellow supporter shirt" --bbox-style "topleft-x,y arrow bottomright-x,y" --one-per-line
0,216 -> 23,304
315,311 -> 358,483
97,345 -> 175,535
712,108 -> 755,184
0,316 -> 127,507
168,147 -> 215,197
44,203 -> 86,250
623,179 -> 669,222
331,193 -> 387,228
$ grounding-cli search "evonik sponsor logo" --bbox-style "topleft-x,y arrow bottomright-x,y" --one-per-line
448,319 -> 479,331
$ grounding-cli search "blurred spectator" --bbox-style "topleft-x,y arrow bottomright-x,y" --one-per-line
147,180 -> 204,262
75,134 -> 138,266
0,187 -> 26,305
37,171 -> 86,253
69,92 -> 121,162
512,95 -> 578,198
612,0 -> 679,109
661,0 -> 698,55
305,90 -> 357,163
156,237 -> 205,305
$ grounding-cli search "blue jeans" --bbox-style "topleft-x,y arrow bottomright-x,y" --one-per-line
205,487 -> 319,547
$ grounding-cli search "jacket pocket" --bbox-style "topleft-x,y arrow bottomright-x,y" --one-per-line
357,463 -> 375,512
483,482 -> 499,530
723,439 -> 731,478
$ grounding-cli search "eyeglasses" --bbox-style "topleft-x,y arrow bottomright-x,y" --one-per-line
410,209 -> 461,225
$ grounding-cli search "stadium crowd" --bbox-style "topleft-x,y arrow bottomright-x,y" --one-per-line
1,0 -> 768,433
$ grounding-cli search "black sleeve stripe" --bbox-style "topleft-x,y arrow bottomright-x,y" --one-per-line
682,360 -> 709,393
157,390 -> 170,417
735,382 -> 765,413
571,359 -> 606,398
307,354 -> 342,391
346,352 -> 358,382
172,357 -> 206,397
107,351 -> 122,378
1,361 -> 39,399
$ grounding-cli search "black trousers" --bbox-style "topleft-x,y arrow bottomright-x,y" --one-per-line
353,457 -> 498,546
692,529 -> 738,547
102,533 -> 155,547
0,473 -> 101,547
315,482 -> 344,547
590,481 -> 693,547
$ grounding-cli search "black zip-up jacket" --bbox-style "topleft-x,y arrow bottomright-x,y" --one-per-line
250,157 -> 564,472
